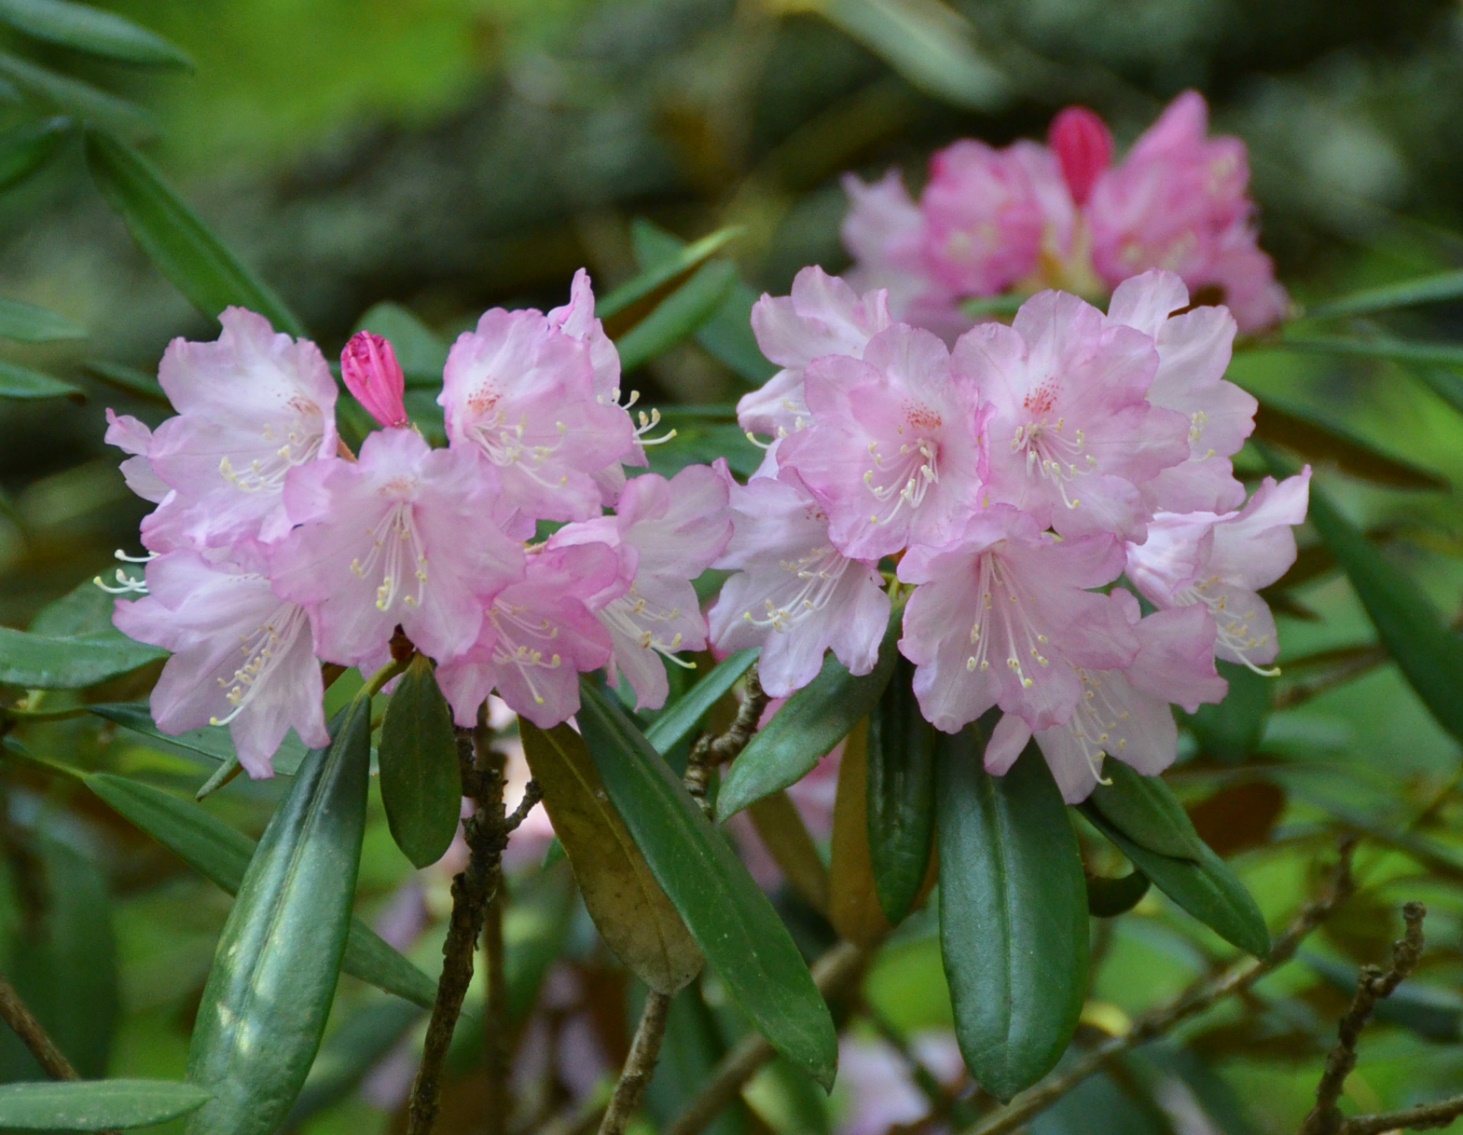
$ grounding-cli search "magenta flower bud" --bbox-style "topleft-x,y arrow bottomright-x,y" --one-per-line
1049,105 -> 1113,207
342,331 -> 409,429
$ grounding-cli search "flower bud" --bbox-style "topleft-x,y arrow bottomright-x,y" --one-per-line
342,331 -> 409,429
1049,105 -> 1113,207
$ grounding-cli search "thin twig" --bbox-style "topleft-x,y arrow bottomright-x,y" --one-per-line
1341,1094 -> 1463,1135
0,969 -> 80,1081
596,991 -> 673,1135
684,666 -> 768,813
667,940 -> 869,1135
964,838 -> 1359,1135
1301,902 -> 1428,1135
406,718 -> 510,1135
506,779 -> 544,832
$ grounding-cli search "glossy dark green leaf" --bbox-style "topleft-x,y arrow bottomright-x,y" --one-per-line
82,770 -> 437,1010
866,656 -> 937,923
576,679 -> 838,1088
0,116 -> 69,191
0,1080 -> 211,1130
0,0 -> 190,67
0,624 -> 163,688
185,699 -> 372,1135
937,733 -> 1088,1102
85,131 -> 305,336
615,260 -> 737,373
718,604 -> 901,819
91,702 -> 308,776
1086,869 -> 1151,918
0,359 -> 82,400
1301,270 -> 1463,320
599,225 -> 743,318
1083,810 -> 1269,958
644,648 -> 757,754
0,296 -> 84,341
1181,660 -> 1271,764
1252,394 -> 1446,490
1084,761 -> 1206,861
520,720 -> 703,994
1264,448 -> 1463,747
0,54 -> 153,136
378,655 -> 461,868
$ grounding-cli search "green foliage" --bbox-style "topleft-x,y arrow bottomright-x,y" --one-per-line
377,655 -> 462,869
0,1080 -> 210,1130
0,0 -> 191,68
865,655 -> 937,924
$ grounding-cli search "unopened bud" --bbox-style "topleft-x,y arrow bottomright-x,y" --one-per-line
1050,106 -> 1113,207
341,331 -> 409,429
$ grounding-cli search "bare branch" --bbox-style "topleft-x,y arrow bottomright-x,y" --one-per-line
0,969 -> 80,1082
597,991 -> 673,1135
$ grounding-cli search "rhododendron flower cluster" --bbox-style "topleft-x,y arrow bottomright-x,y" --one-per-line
713,264 -> 1310,801
106,277 -> 732,777
843,91 -> 1290,340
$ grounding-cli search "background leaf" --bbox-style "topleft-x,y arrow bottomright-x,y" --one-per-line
827,720 -> 893,945
0,297 -> 84,342
0,1080 -> 210,1131
0,360 -> 82,401
0,0 -> 191,67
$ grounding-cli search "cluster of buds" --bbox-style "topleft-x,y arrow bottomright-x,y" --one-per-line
713,265 -> 1309,801
105,275 -> 731,777
843,91 -> 1290,340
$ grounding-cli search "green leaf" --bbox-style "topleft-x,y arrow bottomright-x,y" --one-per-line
936,732 -> 1089,1103
599,226 -> 743,318
81,770 -> 438,1011
0,1080 -> 211,1130
378,655 -> 461,868
1086,869 -> 1150,918
808,0 -> 1010,111
576,680 -> 838,1088
827,721 -> 892,945
1253,393 -> 1446,490
615,260 -> 737,373
520,720 -> 703,994
0,116 -> 69,192
1082,809 -> 1269,958
1273,334 -> 1463,370
0,53 -> 154,137
0,359 -> 83,400
351,301 -> 448,380
1264,447 -> 1463,747
84,131 -> 305,336
1181,660 -> 1271,764
0,624 -> 163,689
0,0 -> 191,67
866,656 -> 936,923
0,296 -> 84,341
718,603 -> 901,818
1301,269 -> 1463,321
91,702 -> 309,777
186,700 -> 373,1135
1084,761 -> 1206,861
644,648 -> 757,754
84,359 -> 167,403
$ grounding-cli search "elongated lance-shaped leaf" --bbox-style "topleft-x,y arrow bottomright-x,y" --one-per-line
185,699 -> 373,1135
1273,334 -> 1463,370
937,728 -> 1089,1102
718,603 -> 902,818
598,225 -> 744,319
0,54 -> 154,137
378,655 -> 461,868
0,296 -> 84,342
80,771 -> 437,1009
828,720 -> 892,946
1086,869 -> 1150,918
0,1080 -> 211,1130
866,656 -> 937,923
644,648 -> 757,754
576,680 -> 839,1089
0,0 -> 190,67
1300,269 -> 1463,321
615,260 -> 737,374
0,116 -> 69,192
1082,809 -> 1269,958
0,360 -> 83,401
0,624 -> 163,688
1263,446 -> 1463,748
1252,394 -> 1446,490
91,701 -> 308,776
521,720 -> 703,994
84,131 -> 305,336
1083,761 -> 1206,861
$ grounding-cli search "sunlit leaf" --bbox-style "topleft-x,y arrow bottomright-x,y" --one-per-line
0,53 -> 153,137
85,131 -> 305,336
0,1080 -> 210,1130
718,604 -> 901,818
520,720 -> 703,994
0,296 -> 84,341
576,680 -> 838,1088
866,656 -> 936,923
937,731 -> 1088,1102
378,655 -> 461,869
0,0 -> 191,67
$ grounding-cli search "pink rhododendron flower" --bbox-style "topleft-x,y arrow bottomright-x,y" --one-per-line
739,266 -> 893,440
551,464 -> 731,709
897,505 -> 1136,734
145,308 -> 339,550
778,324 -> 991,560
341,331 -> 409,429
953,287 -> 1189,541
440,302 -> 638,535
269,427 -> 524,671
112,546 -> 328,777
708,467 -> 890,698
1125,468 -> 1312,671
987,595 -> 1227,801
436,542 -> 618,729
104,409 -> 169,504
